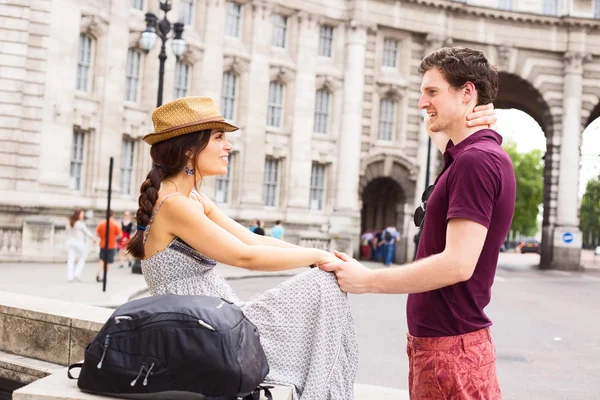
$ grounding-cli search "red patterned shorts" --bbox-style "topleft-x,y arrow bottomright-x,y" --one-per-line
406,328 -> 502,400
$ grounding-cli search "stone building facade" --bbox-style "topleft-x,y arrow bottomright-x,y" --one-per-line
1,0 -> 600,269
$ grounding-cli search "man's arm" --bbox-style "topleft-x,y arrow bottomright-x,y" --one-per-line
319,218 -> 487,294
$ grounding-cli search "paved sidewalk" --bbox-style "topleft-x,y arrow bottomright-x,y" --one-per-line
0,259 -> 387,307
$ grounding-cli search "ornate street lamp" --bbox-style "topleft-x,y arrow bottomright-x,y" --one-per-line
140,0 -> 186,107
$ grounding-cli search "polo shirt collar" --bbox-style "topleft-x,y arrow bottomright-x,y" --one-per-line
444,128 -> 502,161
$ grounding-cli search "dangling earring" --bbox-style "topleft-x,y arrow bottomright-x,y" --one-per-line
184,165 -> 195,176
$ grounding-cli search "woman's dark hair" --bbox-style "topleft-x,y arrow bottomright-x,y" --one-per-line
127,129 -> 212,259
68,209 -> 82,228
419,46 -> 499,106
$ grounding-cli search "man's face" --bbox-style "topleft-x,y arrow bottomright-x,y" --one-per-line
418,68 -> 464,133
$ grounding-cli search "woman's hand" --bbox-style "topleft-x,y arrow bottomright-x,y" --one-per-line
467,103 -> 497,129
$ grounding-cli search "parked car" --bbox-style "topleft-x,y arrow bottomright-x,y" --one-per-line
519,239 -> 540,254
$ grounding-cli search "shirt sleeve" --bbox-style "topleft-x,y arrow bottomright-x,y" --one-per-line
446,149 -> 500,229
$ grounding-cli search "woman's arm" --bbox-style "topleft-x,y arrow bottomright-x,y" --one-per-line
163,195 -> 334,271
190,190 -> 298,249
78,221 -> 97,241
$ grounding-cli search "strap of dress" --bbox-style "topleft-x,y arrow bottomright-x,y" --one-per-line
143,193 -> 182,245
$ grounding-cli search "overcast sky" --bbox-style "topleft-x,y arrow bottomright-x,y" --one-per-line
495,109 -> 600,198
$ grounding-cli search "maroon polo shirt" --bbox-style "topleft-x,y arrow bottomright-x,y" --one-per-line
407,129 -> 516,337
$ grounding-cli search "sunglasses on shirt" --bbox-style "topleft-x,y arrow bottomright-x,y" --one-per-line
413,184 -> 436,228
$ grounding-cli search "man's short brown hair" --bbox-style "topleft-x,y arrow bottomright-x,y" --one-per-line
419,47 -> 499,106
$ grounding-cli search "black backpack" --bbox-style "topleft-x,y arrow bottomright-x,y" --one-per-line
68,294 -> 271,399
383,229 -> 393,242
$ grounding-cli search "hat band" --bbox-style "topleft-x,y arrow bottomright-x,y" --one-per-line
153,115 -> 227,135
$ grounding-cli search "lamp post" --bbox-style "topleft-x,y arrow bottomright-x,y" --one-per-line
140,0 -> 186,107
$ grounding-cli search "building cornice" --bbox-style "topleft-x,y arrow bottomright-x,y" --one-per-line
404,0 -> 600,29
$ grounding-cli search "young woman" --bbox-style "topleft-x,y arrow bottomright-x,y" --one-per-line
127,97 -> 356,399
65,209 -> 97,282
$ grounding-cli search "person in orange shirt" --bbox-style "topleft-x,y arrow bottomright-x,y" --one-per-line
95,210 -> 122,282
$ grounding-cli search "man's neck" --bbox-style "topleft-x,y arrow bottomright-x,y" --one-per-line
446,123 -> 486,146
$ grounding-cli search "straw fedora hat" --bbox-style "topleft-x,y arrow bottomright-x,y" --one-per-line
143,96 -> 239,145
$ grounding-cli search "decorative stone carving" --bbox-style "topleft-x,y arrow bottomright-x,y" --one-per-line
269,65 -> 296,84
497,44 -> 512,72
564,51 -> 591,75
315,74 -> 341,92
376,81 -> 407,101
223,55 -> 250,76
80,14 -> 108,38
425,33 -> 453,53
179,43 -> 203,65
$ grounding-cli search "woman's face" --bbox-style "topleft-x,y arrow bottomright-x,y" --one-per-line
195,129 -> 232,177
79,211 -> 84,220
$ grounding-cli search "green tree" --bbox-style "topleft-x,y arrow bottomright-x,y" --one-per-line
579,177 -> 600,248
502,141 -> 544,237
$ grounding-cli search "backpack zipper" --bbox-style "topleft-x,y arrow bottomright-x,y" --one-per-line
96,335 -> 111,369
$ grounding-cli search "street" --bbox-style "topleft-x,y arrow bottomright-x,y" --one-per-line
228,254 -> 600,400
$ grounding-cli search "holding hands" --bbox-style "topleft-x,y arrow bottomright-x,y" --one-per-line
318,251 -> 374,294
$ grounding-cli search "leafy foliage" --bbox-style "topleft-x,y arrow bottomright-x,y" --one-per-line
579,177 -> 600,248
502,140 -> 544,237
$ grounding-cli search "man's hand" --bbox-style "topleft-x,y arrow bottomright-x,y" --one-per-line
318,250 -> 375,294
467,103 -> 497,129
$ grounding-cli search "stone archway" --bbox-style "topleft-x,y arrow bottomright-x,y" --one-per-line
358,155 -> 417,264
495,72 -> 555,266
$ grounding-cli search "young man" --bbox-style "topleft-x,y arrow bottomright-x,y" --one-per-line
379,225 -> 401,267
320,47 -> 514,399
96,210 -> 122,282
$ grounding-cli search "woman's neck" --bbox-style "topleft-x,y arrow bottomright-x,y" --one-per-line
161,171 -> 196,196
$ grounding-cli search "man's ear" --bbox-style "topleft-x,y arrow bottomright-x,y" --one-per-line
462,81 -> 477,104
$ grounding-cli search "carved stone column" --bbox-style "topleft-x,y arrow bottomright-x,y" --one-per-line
551,50 -> 589,270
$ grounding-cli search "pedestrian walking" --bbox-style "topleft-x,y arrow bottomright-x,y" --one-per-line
270,220 -> 285,240
253,220 -> 265,236
65,208 -> 97,282
95,210 -> 122,282
380,225 -> 400,267
118,211 -> 134,268
319,47 -> 508,399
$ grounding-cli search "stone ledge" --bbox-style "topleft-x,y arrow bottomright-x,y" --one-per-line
0,350 -> 63,386
13,367 -> 293,400
0,291 -> 112,366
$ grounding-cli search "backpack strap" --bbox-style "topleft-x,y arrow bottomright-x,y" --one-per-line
243,385 -> 273,400
67,362 -> 83,379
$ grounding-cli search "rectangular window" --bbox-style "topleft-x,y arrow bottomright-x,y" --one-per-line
221,71 -> 237,120
69,129 -> 85,191
309,163 -> 326,211
497,0 -> 513,11
226,2 -> 242,38
318,25 -> 334,57
595,0 -> 600,18
131,0 -> 144,10
543,0 -> 558,15
313,89 -> 330,134
125,48 -> 141,102
263,158 -> 279,207
271,14 -> 287,48
76,34 -> 92,92
174,61 -> 190,99
215,154 -> 233,203
378,99 -> 396,141
180,0 -> 193,25
267,81 -> 284,127
120,138 -> 135,195
382,38 -> 398,68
